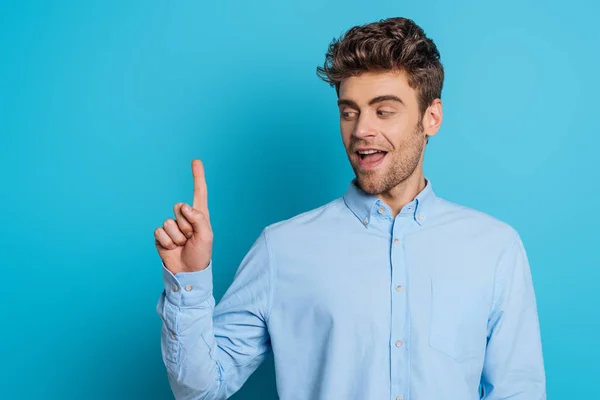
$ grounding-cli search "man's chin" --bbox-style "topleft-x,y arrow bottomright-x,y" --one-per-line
354,174 -> 385,195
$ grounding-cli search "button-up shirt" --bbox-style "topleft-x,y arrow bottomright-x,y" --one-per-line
157,179 -> 546,399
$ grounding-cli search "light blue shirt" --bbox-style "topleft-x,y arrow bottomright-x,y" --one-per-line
156,179 -> 546,400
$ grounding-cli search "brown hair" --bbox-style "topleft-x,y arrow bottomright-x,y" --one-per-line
316,17 -> 444,115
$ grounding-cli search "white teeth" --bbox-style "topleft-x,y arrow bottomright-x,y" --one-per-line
357,150 -> 380,155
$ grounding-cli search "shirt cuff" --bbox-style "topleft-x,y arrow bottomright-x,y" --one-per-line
162,260 -> 213,307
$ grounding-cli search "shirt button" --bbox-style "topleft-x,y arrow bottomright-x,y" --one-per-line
395,340 -> 403,347
170,331 -> 177,339
363,218 -> 369,226
417,214 -> 424,221
395,285 -> 403,293
172,285 -> 179,292
185,284 -> 193,291
378,207 -> 385,214
396,396 -> 404,400
393,238 -> 400,244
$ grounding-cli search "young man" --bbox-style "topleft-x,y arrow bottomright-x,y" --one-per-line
155,17 -> 546,400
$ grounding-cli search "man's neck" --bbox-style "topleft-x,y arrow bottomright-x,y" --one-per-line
376,171 -> 426,218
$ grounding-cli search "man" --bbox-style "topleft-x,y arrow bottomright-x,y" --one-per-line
154,17 -> 546,400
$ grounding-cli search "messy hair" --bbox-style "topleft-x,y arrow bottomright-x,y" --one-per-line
317,17 -> 444,115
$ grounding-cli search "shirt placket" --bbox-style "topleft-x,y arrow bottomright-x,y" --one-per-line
390,216 -> 411,400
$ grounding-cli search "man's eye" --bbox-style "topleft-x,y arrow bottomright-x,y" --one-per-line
341,111 -> 358,119
377,110 -> 394,116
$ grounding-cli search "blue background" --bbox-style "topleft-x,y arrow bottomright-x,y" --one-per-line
1,0 -> 598,398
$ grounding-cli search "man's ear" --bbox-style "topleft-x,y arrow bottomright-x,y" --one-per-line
424,99 -> 443,140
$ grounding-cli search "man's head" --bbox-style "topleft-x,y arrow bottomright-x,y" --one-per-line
317,17 -> 444,195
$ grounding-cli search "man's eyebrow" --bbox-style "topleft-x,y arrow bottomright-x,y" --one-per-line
337,98 -> 358,108
368,95 -> 405,106
337,95 -> 405,108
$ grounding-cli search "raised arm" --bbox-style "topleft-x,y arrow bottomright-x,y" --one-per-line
154,160 -> 272,399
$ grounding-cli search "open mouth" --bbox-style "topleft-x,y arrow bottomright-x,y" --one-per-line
356,149 -> 388,169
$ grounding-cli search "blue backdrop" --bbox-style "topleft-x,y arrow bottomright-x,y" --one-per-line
1,0 -> 598,399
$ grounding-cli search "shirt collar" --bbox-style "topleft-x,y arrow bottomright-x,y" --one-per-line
342,178 -> 436,227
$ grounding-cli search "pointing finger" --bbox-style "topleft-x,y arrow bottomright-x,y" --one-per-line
191,159 -> 208,214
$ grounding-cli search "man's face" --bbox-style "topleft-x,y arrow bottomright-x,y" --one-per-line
337,70 -> 440,195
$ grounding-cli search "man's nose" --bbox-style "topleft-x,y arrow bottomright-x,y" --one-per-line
353,115 -> 378,139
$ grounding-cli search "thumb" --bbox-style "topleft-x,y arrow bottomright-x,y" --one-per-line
182,204 -> 210,234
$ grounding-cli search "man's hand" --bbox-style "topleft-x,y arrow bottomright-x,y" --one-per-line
155,160 -> 213,274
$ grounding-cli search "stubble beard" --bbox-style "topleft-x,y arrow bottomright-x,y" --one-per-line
352,122 -> 426,195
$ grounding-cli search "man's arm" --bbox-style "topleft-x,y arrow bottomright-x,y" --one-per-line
157,229 -> 273,400
481,233 -> 546,399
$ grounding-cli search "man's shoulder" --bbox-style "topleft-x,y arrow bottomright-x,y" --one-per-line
433,196 -> 521,244
262,197 -> 347,237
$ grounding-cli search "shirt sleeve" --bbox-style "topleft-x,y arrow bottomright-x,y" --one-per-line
156,228 -> 273,400
481,233 -> 546,399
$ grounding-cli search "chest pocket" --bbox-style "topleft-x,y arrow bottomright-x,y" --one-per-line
429,278 -> 488,363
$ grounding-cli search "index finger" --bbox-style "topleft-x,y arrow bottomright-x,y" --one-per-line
191,159 -> 208,212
